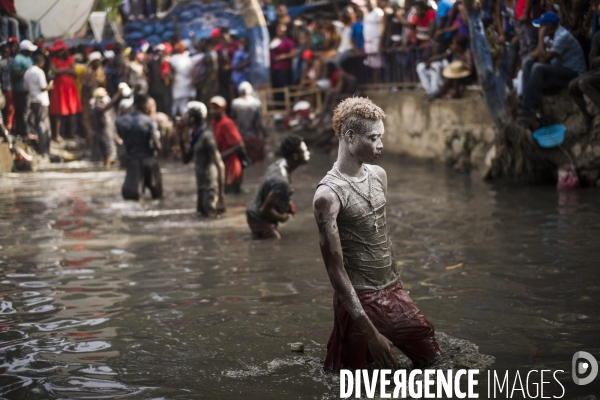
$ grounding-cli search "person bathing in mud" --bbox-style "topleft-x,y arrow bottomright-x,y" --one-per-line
313,97 -> 440,371
177,101 -> 226,217
115,92 -> 163,200
246,136 -> 310,239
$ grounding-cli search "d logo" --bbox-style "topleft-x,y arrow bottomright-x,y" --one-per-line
572,351 -> 598,385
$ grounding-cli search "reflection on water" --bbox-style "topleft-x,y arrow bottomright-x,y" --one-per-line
1,155 -> 600,398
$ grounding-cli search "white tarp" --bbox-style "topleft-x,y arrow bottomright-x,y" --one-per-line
16,0 -> 97,39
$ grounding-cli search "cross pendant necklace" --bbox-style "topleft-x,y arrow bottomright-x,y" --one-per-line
333,164 -> 378,232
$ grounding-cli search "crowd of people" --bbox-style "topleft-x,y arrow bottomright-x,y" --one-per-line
264,0 -> 600,127
0,0 -> 598,183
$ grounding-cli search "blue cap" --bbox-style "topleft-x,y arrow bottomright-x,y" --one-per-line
532,12 -> 560,27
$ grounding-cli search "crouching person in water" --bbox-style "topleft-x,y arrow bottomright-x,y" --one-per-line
246,136 -> 310,239
115,92 -> 163,200
313,97 -> 440,371
177,101 -> 226,217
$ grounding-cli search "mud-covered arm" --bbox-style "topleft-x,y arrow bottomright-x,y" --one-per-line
313,185 -> 398,369
260,190 -> 289,223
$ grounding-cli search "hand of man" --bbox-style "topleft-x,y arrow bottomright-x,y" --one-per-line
366,330 -> 399,369
47,81 -> 55,91
288,200 -> 297,215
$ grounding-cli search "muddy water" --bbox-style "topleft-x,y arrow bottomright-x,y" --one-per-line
0,154 -> 599,399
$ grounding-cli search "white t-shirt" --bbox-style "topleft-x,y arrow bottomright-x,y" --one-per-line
337,25 -> 353,53
363,7 -> 385,43
170,52 -> 196,100
24,65 -> 49,106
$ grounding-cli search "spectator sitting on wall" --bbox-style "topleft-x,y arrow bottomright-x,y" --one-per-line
416,37 -> 450,99
518,12 -> 586,123
568,30 -> 600,126
434,34 -> 475,99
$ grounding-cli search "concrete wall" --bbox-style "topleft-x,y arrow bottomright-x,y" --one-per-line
363,90 -> 497,168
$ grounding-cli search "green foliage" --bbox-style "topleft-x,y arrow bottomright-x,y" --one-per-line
95,0 -> 121,21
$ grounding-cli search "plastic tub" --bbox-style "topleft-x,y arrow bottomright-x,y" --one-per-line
532,125 -> 566,148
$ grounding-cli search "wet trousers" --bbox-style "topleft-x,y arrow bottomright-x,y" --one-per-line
28,103 -> 50,155
324,282 -> 440,372
13,91 -> 28,137
197,187 -> 218,217
122,156 -> 163,200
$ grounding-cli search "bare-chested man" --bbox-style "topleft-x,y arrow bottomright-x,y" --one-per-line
313,97 -> 440,371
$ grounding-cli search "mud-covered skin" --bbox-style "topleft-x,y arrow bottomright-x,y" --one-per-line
314,119 -> 402,369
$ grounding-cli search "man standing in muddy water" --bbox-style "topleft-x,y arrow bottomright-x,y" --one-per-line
313,97 -> 441,371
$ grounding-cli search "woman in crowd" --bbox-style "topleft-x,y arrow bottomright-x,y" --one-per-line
48,39 -> 82,141
81,51 -> 106,145
270,23 -> 297,96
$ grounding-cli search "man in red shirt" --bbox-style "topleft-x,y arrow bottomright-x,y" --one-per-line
400,1 -> 436,47
209,96 -> 244,194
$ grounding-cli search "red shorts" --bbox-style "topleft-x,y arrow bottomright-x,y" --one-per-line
324,282 -> 440,371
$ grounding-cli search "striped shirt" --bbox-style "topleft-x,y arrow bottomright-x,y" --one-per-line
550,26 -> 586,75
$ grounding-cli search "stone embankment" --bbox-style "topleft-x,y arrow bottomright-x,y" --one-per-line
366,89 -> 600,186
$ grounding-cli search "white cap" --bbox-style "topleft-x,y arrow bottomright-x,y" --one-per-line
118,82 -> 132,97
209,96 -> 227,109
88,51 -> 103,62
104,50 -> 115,59
238,81 -> 253,96
19,40 -> 37,52
155,43 -> 166,51
186,101 -> 208,120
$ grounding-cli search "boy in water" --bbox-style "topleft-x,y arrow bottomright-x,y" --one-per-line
246,136 -> 309,239
313,97 -> 440,371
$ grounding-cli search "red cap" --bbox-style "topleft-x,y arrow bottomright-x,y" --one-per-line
48,39 -> 67,52
7,37 -> 18,44
210,28 -> 221,38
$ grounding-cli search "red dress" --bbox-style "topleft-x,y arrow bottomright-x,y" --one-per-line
212,114 -> 243,185
49,56 -> 82,116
